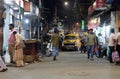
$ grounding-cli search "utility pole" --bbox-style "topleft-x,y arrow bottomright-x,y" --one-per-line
38,0 -> 42,39
55,0 -> 57,19
73,0 -> 79,22
18,0 -> 21,33
53,0 -> 58,26
74,0 -> 77,8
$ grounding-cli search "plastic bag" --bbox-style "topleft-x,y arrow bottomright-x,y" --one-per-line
3,50 -> 11,64
112,51 -> 120,63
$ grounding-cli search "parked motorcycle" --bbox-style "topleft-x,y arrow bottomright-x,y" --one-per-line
46,40 -> 52,57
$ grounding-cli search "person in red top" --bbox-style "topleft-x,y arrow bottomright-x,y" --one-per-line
8,24 -> 16,63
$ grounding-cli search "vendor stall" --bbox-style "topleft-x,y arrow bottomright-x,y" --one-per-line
23,39 -> 38,63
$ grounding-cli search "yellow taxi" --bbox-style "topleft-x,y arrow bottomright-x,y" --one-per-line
62,33 -> 81,50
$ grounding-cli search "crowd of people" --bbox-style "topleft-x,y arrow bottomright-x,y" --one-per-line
81,28 -> 120,65
0,24 -> 26,72
1,23 -> 120,72
108,28 -> 120,64
0,24 -> 60,72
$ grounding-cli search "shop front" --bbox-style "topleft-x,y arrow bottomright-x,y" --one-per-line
3,0 -> 42,62
3,0 -> 24,51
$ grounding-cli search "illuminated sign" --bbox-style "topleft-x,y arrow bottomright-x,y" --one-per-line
96,0 -> 104,8
24,1 -> 30,12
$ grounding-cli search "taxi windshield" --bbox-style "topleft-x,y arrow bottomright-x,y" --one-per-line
64,36 -> 77,40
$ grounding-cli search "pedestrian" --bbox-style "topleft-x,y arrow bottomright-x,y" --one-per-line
116,27 -> 120,64
80,33 -> 87,53
0,27 -> 8,72
97,33 -> 104,57
51,28 -> 60,61
59,34 -> 64,50
8,24 -> 16,63
108,28 -> 116,63
13,31 -> 25,67
86,29 -> 97,60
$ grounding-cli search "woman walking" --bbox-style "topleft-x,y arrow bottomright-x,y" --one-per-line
13,31 -> 25,67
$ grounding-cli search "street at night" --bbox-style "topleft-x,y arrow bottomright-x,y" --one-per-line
0,52 -> 120,79
0,0 -> 120,79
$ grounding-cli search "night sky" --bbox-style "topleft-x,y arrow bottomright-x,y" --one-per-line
42,0 -> 120,24
42,0 -> 92,24
42,0 -> 55,22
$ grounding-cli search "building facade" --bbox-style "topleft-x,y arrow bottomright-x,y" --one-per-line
3,0 -> 42,51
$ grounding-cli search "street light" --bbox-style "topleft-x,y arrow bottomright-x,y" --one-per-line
64,1 -> 86,30
76,22 -> 79,25
64,1 -> 68,6
25,19 -> 29,24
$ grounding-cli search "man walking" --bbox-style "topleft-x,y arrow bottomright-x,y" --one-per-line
8,24 -> 16,63
51,28 -> 59,61
86,29 -> 97,60
108,28 -> 116,63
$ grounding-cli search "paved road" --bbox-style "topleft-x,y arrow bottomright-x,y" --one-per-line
0,51 -> 120,79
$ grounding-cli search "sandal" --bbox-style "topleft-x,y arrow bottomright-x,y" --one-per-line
0,68 -> 8,72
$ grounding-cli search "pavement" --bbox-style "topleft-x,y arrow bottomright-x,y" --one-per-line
0,51 -> 120,79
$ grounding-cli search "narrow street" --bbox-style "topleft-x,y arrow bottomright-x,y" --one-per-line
0,51 -> 120,79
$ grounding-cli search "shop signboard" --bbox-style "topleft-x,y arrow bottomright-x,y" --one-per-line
24,1 -> 30,12
96,0 -> 104,8
88,18 -> 100,29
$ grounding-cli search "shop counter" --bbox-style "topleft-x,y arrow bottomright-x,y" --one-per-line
23,39 -> 38,63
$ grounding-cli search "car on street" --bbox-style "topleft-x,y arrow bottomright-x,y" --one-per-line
62,33 -> 81,51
